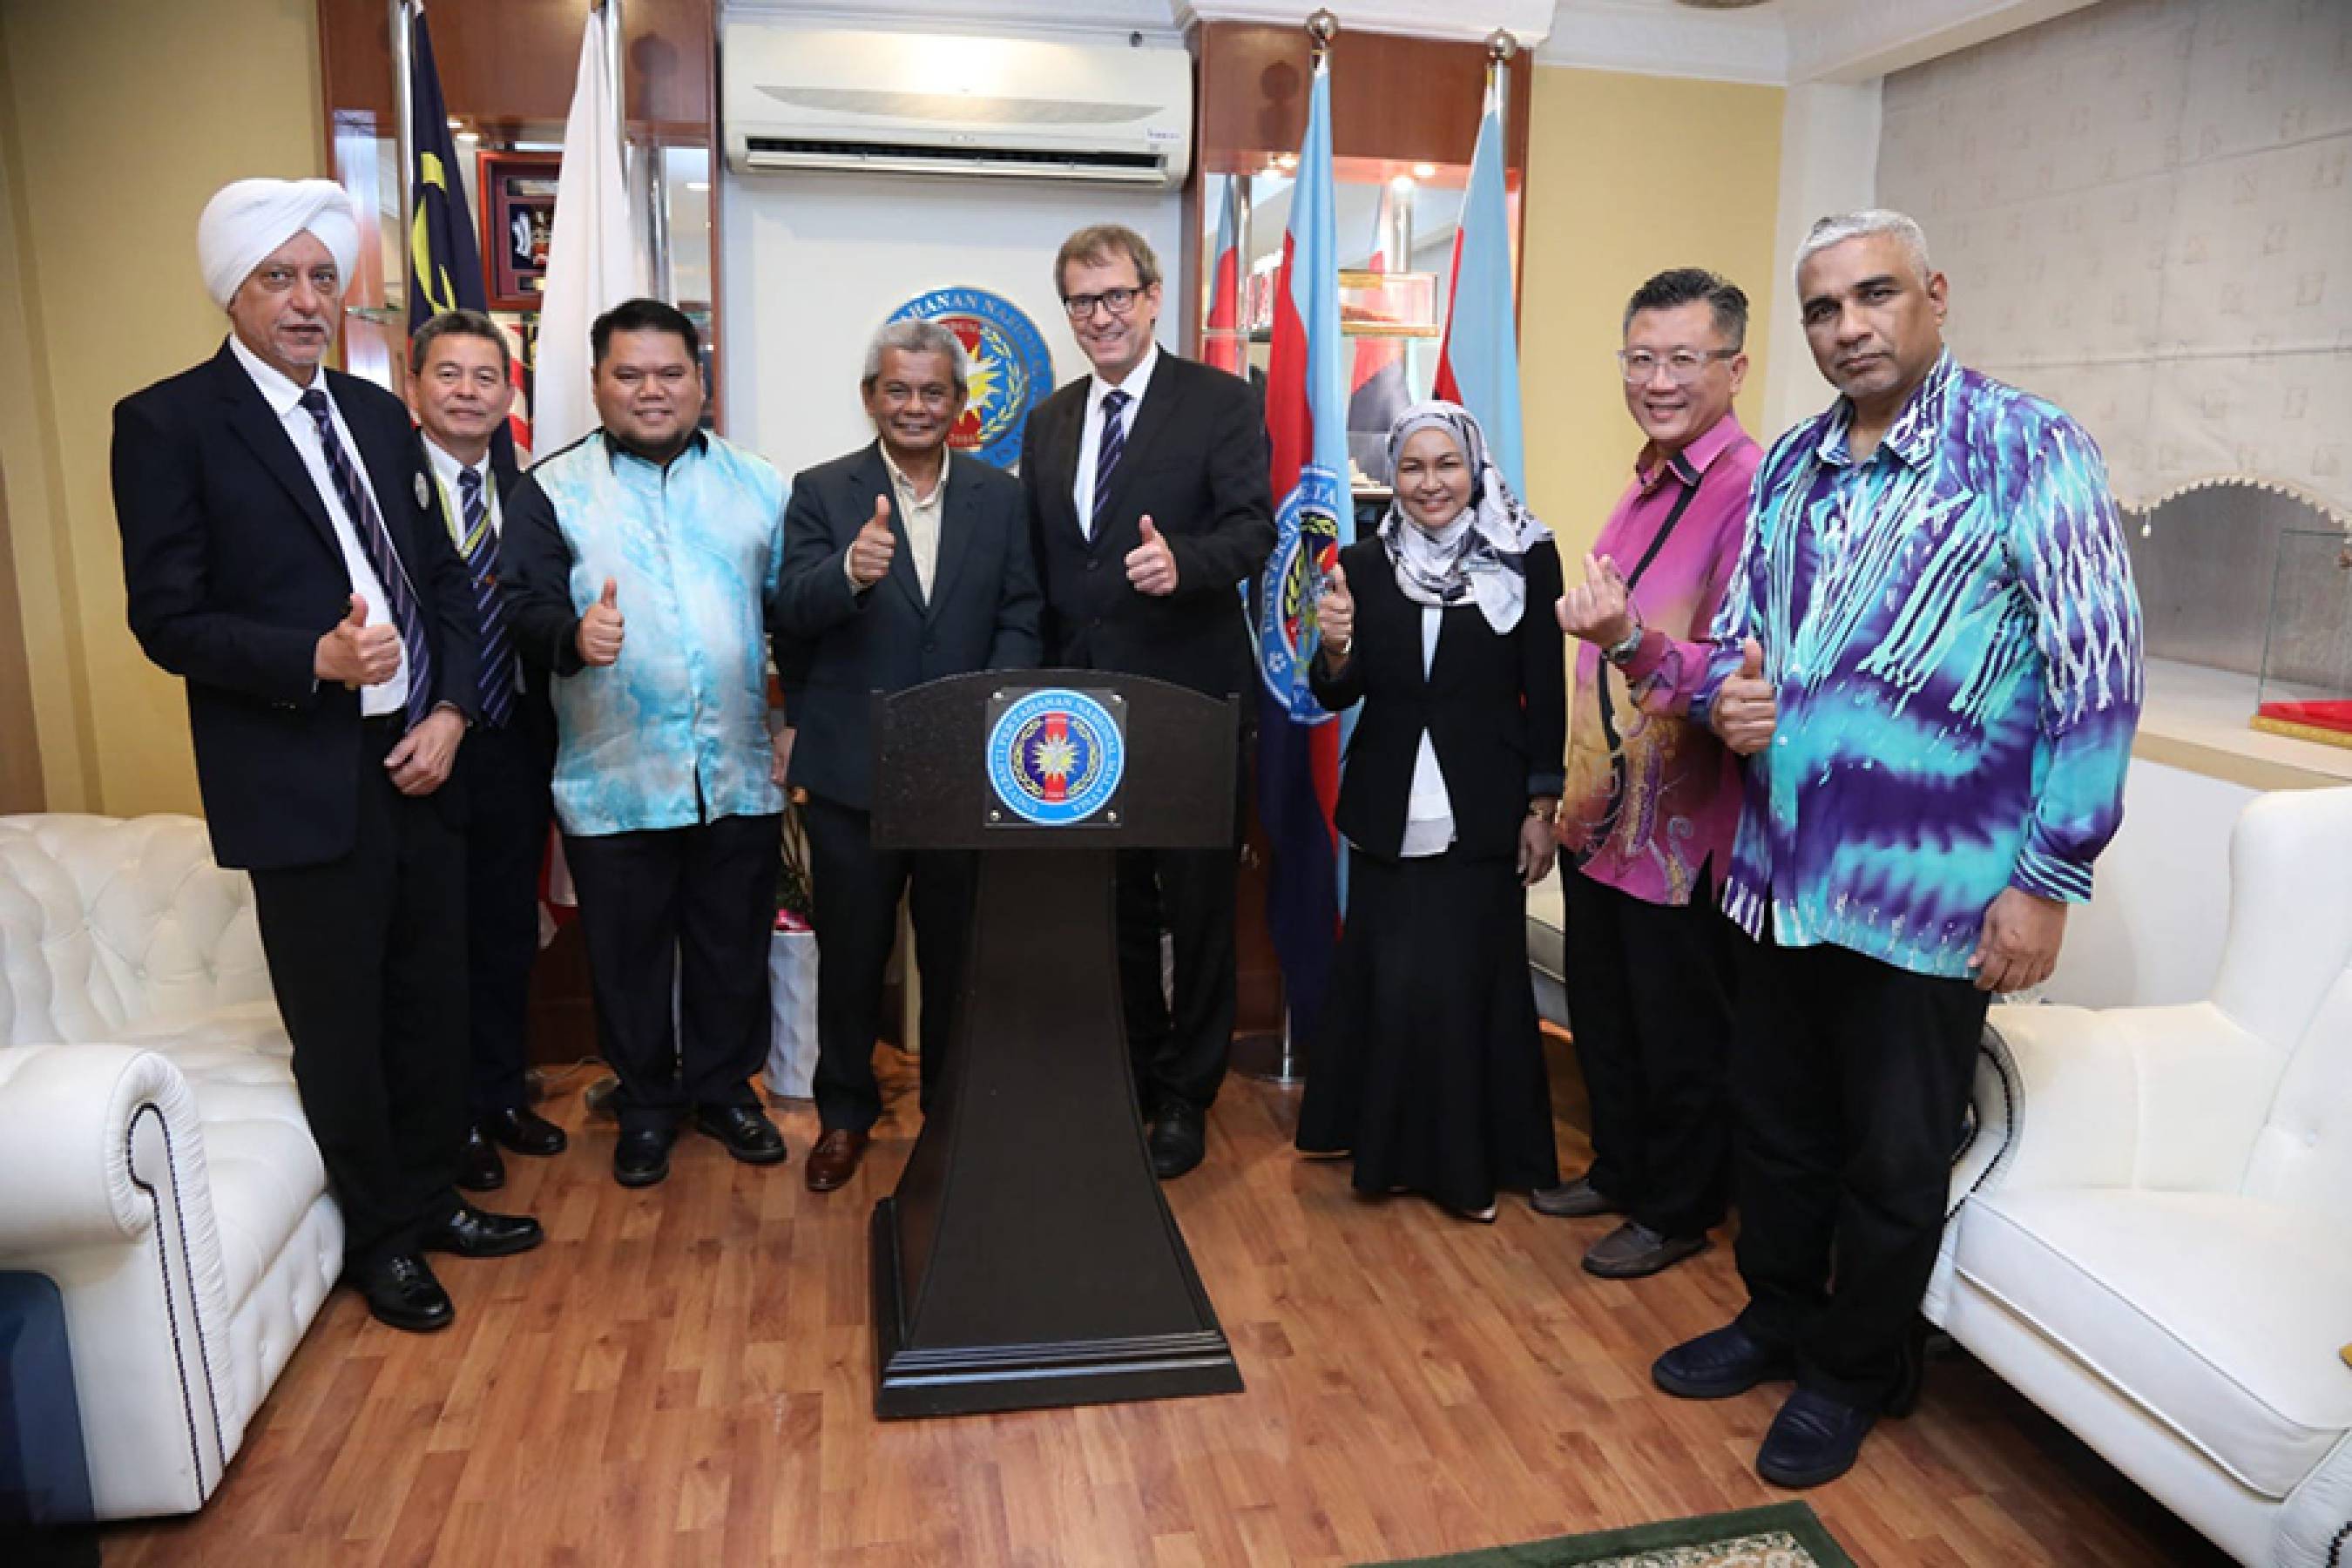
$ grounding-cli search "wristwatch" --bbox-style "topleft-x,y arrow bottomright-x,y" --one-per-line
1602,614 -> 1646,666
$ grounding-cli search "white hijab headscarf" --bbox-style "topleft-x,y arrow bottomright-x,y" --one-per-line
197,179 -> 360,309
1378,400 -> 1551,634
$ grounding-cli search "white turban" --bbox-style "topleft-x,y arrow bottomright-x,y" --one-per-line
196,179 -> 361,310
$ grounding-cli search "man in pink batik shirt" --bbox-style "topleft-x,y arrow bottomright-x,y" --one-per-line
1533,268 -> 1761,1281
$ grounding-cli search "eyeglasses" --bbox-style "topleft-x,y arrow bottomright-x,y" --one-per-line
1063,287 -> 1144,321
1616,348 -> 1740,385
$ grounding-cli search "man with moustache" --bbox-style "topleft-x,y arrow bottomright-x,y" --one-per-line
773,318 -> 1042,1191
1538,269 -> 1758,1281
1020,225 -> 1274,1180
1652,211 -> 2143,1487
112,179 -> 540,1335
504,299 -> 793,1188
404,309 -> 569,1193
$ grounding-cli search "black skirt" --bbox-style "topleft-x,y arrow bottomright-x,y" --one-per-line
1296,846 -> 1558,1212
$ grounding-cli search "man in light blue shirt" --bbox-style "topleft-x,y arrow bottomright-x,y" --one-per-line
505,299 -> 794,1187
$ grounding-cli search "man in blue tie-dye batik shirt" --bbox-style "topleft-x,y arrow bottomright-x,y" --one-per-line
1650,210 -> 2145,1491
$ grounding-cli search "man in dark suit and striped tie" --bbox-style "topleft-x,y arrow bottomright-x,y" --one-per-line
1020,225 -> 1274,1179
112,181 -> 541,1335
407,310 -> 569,1193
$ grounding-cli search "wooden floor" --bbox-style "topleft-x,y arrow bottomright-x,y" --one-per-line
102,1044 -> 2226,1567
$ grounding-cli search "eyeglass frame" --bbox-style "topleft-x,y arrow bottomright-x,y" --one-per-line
1614,347 -> 1742,386
1061,285 -> 1150,321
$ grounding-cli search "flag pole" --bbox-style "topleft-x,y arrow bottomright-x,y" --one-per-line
1232,3 -> 1339,1091
389,0 -> 416,319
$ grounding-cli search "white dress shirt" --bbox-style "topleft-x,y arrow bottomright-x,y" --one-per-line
880,444 -> 949,601
1071,341 -> 1159,541
1399,516 -> 1470,858
422,435 -> 501,540
229,334 -> 408,717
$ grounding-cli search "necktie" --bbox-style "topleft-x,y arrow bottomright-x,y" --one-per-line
457,468 -> 517,728
1091,387 -> 1130,540
299,389 -> 433,728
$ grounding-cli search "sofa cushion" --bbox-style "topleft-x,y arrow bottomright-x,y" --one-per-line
1957,1186 -> 2352,1499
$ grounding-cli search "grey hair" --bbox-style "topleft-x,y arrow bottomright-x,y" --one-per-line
1794,209 -> 1934,293
861,317 -> 970,390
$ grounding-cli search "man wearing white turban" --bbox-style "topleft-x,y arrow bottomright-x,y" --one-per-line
112,177 -> 544,1334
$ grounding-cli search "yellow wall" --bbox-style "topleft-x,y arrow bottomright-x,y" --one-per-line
0,0 -> 322,817
1520,66 -> 1786,561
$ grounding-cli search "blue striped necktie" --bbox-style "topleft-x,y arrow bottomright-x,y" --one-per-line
299,389 -> 433,728
1091,387 -> 1131,540
457,468 -> 517,728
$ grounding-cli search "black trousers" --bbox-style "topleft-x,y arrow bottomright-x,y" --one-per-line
247,720 -> 467,1268
454,718 -> 553,1119
1564,866 -> 1734,1238
563,812 -> 781,1136
802,794 -> 976,1132
1729,922 -> 1990,1410
1116,840 -> 1239,1114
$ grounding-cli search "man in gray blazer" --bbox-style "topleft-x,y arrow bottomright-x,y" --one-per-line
773,318 -> 1044,1191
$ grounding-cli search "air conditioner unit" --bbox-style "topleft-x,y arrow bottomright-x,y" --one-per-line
722,24 -> 1193,189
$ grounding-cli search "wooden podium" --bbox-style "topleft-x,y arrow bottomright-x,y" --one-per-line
866,672 -> 1246,1419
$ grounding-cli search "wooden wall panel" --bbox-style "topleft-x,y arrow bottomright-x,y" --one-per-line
1194,21 -> 1531,178
318,0 -> 713,139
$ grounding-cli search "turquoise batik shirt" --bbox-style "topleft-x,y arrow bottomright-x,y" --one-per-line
521,430 -> 787,838
1691,352 -> 2145,980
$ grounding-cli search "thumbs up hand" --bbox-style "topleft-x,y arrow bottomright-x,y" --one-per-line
1557,553 -> 1636,649
1317,560 -> 1355,661
1709,636 -> 1777,756
577,576 -> 625,666
314,592 -> 402,688
848,495 -> 896,588
1124,515 -> 1178,597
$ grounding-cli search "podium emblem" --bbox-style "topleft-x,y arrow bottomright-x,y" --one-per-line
987,688 -> 1126,827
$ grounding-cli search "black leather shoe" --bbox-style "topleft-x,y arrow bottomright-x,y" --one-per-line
1148,1102 -> 1206,1179
355,1252 -> 453,1333
486,1105 -> 568,1158
455,1125 -> 505,1193
1756,1387 -> 1877,1488
421,1200 -> 544,1259
693,1105 -> 787,1165
1652,1322 -> 1797,1400
615,1127 -> 673,1187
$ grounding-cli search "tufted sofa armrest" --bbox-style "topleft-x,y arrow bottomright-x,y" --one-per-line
0,1044 -> 205,1252
1957,997 -> 2293,1206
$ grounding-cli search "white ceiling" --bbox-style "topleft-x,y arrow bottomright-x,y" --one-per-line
722,0 -> 2104,85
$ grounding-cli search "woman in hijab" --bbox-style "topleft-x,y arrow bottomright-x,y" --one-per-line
1295,402 -> 1566,1221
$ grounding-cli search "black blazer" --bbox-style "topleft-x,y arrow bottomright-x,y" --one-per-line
773,442 -> 1042,812
1019,351 -> 1274,699
112,341 -> 480,871
1308,537 -> 1567,862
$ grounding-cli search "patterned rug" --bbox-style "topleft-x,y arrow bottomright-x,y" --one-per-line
1359,1502 -> 1856,1567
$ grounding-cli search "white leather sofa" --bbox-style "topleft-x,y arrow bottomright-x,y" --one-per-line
1929,787 -> 2352,1567
0,814 -> 341,1520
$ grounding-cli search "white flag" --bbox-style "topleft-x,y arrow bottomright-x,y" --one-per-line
535,12 -> 645,457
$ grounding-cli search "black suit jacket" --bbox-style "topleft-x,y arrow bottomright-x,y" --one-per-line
1308,537 -> 1567,862
112,341 -> 481,870
1019,351 -> 1274,699
773,442 -> 1042,811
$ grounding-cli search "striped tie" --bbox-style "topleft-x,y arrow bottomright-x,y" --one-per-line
1091,387 -> 1130,540
457,469 -> 517,728
299,389 -> 433,728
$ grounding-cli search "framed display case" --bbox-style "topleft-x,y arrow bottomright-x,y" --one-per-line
479,149 -> 560,310
2250,526 -> 2352,749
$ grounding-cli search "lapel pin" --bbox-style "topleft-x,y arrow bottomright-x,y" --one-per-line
415,473 -> 431,509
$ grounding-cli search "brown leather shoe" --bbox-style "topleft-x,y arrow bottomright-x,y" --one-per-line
804,1128 -> 870,1193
